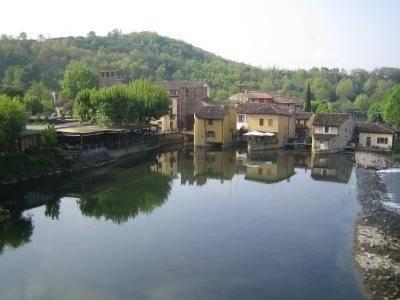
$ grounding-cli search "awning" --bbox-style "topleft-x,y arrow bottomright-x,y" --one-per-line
244,131 -> 276,137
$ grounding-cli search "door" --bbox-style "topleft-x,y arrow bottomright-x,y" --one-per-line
366,137 -> 371,147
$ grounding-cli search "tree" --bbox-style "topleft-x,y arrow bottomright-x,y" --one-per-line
367,102 -> 382,122
73,88 -> 95,122
381,85 -> 400,127
61,62 -> 99,100
363,77 -> 377,95
354,94 -> 370,112
0,95 -> 27,145
312,100 -> 332,113
303,83 -> 312,112
24,81 -> 53,115
73,80 -> 170,127
311,77 -> 332,101
2,66 -> 27,92
336,79 -> 356,101
41,124 -> 58,147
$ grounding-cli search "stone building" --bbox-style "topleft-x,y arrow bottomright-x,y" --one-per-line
229,91 -> 303,113
99,70 -> 123,87
158,81 -> 209,131
311,113 -> 354,154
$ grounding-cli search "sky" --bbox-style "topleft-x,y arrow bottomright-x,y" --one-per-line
1,0 -> 399,70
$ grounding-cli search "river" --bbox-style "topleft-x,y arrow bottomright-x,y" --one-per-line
0,147 -> 365,300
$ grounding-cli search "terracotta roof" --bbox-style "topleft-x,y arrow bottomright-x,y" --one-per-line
356,122 -> 396,134
273,95 -> 303,104
295,112 -> 314,120
237,103 -> 292,116
312,113 -> 351,126
246,92 -> 274,99
159,81 -> 208,89
195,105 -> 229,119
229,91 -> 274,101
313,133 -> 338,140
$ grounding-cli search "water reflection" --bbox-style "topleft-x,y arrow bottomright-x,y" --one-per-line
0,147 -> 355,250
245,151 -> 295,183
77,164 -> 172,224
0,198 -> 34,254
311,154 -> 353,183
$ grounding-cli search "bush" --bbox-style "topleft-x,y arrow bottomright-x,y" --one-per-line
41,125 -> 58,147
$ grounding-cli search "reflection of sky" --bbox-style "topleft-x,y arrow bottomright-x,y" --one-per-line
0,154 -> 364,300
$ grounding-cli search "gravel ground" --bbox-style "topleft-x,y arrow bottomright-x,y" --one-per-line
355,167 -> 400,299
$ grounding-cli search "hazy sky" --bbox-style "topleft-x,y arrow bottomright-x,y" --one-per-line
1,0 -> 399,70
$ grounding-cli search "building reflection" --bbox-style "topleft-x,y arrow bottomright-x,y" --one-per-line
151,151 -> 179,179
245,151 -> 295,183
311,154 -> 353,183
193,148 -> 237,185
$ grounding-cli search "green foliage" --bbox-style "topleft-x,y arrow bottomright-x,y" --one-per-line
73,80 -> 170,127
303,83 -> 312,112
336,78 -> 356,101
381,84 -> 400,127
354,94 -> 370,111
367,102 -> 382,122
41,124 -> 58,147
0,94 -> 27,145
311,77 -> 333,101
0,148 -> 72,180
312,100 -> 332,113
78,165 -> 172,224
61,61 -> 99,100
0,31 -> 399,109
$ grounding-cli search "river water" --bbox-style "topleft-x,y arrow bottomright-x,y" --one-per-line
0,147 -> 364,300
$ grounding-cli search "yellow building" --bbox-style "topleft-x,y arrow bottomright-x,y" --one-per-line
152,98 -> 178,132
238,103 -> 295,147
356,122 -> 396,151
194,105 -> 237,146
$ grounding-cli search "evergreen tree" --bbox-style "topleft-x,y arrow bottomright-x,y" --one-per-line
304,83 -> 312,112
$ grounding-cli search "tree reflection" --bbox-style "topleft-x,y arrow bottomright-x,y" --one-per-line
77,165 -> 172,224
0,207 -> 34,254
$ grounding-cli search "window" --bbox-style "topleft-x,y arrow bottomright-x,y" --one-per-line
268,119 -> 273,126
258,168 -> 262,175
259,118 -> 264,126
267,168 -> 272,176
208,119 -> 214,125
377,137 -> 388,144
206,131 -> 215,138
324,126 -> 329,133
238,114 -> 245,123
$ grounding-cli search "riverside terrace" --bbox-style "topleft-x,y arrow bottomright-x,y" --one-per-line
56,124 -> 159,150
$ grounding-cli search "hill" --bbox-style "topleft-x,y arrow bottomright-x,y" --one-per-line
1,30 -> 400,113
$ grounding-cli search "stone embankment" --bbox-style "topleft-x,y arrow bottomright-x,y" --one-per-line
355,150 -> 393,170
355,167 -> 400,299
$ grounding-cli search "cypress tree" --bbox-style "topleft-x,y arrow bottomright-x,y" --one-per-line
304,83 -> 312,112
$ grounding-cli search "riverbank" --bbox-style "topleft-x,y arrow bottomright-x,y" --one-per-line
354,167 -> 400,299
0,132 -> 185,185
355,150 -> 400,170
